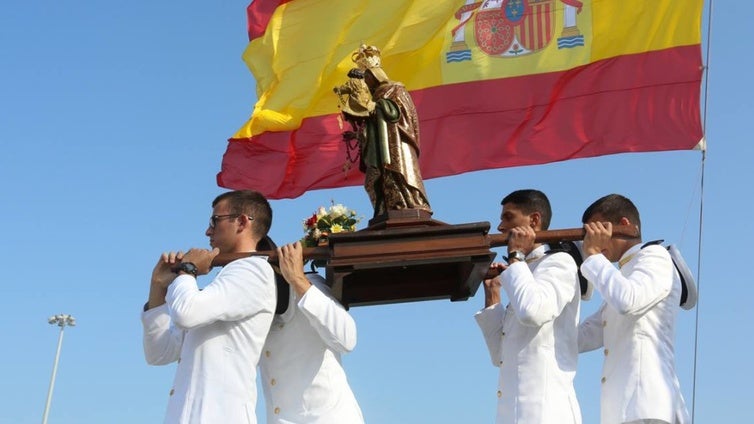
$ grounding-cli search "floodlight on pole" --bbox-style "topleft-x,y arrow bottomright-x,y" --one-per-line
42,314 -> 76,424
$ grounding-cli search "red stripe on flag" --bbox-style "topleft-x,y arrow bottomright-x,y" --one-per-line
219,45 -> 702,199
247,0 -> 294,41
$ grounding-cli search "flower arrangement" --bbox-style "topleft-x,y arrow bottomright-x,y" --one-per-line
301,202 -> 362,247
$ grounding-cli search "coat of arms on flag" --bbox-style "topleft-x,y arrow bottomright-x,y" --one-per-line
447,0 -> 585,63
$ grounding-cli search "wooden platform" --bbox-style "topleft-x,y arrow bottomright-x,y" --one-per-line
323,214 -> 496,308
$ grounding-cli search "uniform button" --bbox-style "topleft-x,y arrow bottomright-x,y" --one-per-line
601,377 -> 606,384
270,379 -> 276,386
265,350 -> 271,358
498,360 -> 503,365
496,390 -> 502,398
177,357 -> 181,364
604,349 -> 609,356
274,407 -> 280,414
169,388 -> 175,396
278,323 -> 285,329
501,331 -> 506,336
602,320 -> 607,327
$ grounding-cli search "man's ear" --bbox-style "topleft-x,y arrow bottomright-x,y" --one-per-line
529,211 -> 542,229
619,216 -> 641,238
238,215 -> 252,233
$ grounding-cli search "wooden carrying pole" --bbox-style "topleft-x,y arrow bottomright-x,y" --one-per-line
211,224 -> 639,267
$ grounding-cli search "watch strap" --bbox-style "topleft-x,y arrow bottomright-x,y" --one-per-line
174,262 -> 198,276
506,250 -> 526,263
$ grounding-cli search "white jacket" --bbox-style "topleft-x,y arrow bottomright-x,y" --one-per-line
259,274 -> 364,424
578,243 -> 690,424
475,246 -> 582,424
142,257 -> 277,424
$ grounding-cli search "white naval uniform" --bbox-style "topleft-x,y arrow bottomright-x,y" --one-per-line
578,243 -> 690,424
259,273 -> 364,424
141,256 -> 277,424
475,245 -> 582,424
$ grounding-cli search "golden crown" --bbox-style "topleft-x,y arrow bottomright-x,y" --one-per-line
352,44 -> 382,70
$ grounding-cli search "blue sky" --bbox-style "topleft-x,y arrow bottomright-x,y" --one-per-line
1,1 -> 750,423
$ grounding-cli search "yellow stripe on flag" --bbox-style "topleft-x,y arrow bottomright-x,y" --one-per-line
591,0 -> 702,61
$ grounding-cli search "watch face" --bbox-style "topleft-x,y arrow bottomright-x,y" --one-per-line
179,262 -> 197,275
508,251 -> 525,262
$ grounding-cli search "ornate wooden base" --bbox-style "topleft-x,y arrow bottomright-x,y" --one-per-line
324,212 -> 496,308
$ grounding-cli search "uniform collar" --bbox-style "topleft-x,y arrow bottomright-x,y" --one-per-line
526,245 -> 548,263
618,243 -> 643,268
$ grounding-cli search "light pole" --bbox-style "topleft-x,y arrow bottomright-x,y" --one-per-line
42,314 -> 76,424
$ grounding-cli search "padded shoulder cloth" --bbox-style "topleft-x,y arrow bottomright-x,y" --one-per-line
547,240 -> 592,300
668,244 -> 698,310
642,240 -> 698,310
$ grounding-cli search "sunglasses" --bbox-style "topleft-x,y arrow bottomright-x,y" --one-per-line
209,214 -> 253,229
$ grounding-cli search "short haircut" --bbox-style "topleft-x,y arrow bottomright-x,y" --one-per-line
501,189 -> 552,230
212,190 -> 273,238
581,193 -> 641,229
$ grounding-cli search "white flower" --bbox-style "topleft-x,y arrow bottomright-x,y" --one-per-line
329,203 -> 347,218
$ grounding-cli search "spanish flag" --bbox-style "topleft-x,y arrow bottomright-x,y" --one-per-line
218,0 -> 704,199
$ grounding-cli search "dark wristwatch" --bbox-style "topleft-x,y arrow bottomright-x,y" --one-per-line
507,250 -> 526,263
174,262 -> 198,277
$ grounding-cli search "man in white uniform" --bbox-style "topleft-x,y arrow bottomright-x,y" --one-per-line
578,194 -> 689,424
475,189 -> 582,424
141,190 -> 277,424
259,241 -> 364,423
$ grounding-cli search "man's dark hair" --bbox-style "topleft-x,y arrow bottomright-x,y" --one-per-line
212,190 -> 272,237
501,189 -> 552,230
581,193 -> 641,229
